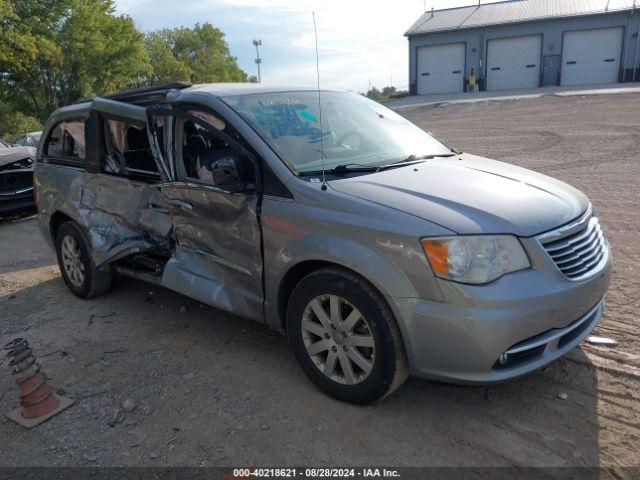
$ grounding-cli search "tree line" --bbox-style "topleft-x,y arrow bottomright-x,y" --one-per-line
0,0 -> 251,141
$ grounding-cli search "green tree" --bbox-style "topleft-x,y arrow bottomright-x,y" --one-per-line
0,0 -> 148,121
366,87 -> 384,102
0,106 -> 42,142
381,86 -> 397,98
144,23 -> 247,85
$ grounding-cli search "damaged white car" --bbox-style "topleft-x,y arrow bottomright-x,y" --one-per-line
0,138 -> 36,215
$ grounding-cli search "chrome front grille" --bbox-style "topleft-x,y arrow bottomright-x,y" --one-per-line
538,211 -> 607,281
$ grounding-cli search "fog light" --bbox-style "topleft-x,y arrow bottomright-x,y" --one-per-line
498,352 -> 509,365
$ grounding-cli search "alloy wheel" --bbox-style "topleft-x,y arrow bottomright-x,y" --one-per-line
301,294 -> 376,385
61,235 -> 85,287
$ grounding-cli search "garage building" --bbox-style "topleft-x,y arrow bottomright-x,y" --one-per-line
406,0 -> 640,95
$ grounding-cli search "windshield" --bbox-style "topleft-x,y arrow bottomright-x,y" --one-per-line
225,91 -> 452,174
0,139 -> 8,149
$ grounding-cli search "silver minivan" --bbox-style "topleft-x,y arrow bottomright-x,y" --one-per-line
35,83 -> 611,403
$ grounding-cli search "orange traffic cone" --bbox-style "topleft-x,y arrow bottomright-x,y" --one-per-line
4,338 -> 74,428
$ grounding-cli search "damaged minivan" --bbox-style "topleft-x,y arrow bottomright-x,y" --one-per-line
35,83 -> 611,403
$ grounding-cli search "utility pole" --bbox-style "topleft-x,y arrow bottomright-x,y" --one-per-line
253,39 -> 262,83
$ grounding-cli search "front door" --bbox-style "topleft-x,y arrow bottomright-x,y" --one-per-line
147,105 -> 264,321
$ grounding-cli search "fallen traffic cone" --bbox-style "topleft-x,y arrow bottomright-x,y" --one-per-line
4,338 -> 74,428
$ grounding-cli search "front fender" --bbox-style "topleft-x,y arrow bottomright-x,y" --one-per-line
278,234 -> 419,299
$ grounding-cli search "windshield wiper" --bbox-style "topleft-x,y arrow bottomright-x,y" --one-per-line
393,153 -> 458,164
299,153 -> 459,177
299,163 -> 381,177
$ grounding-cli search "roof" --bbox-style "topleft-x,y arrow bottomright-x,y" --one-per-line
405,0 -> 638,36
180,83 -> 337,97
56,84 -> 343,121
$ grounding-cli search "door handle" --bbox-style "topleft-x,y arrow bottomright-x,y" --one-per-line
148,202 -> 170,214
168,199 -> 193,211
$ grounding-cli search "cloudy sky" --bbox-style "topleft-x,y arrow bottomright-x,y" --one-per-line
115,0 -> 504,93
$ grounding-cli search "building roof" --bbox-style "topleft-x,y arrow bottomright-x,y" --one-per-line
405,0 -> 638,36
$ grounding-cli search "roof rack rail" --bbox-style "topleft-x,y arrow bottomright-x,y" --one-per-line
76,82 -> 192,106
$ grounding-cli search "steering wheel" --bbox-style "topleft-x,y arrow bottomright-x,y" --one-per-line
336,130 -> 363,149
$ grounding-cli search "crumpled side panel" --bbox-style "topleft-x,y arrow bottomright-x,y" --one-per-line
76,174 -> 171,266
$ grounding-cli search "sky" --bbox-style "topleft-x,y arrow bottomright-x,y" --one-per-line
115,0 -> 505,93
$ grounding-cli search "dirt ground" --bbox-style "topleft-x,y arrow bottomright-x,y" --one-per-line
0,93 -> 639,469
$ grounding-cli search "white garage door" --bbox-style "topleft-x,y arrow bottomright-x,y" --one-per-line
417,43 -> 465,94
487,35 -> 541,91
561,28 -> 623,86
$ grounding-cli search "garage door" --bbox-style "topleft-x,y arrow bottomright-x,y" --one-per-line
417,43 -> 465,94
561,28 -> 623,86
487,35 -> 541,91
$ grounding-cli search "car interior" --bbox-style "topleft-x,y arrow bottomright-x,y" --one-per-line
102,118 -> 160,183
178,118 -> 255,191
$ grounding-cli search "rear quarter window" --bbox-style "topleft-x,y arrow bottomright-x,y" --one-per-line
44,120 -> 87,162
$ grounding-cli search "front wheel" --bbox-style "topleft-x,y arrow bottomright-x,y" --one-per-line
286,268 -> 408,404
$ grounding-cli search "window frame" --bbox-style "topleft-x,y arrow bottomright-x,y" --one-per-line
149,103 -> 260,195
97,112 -> 162,185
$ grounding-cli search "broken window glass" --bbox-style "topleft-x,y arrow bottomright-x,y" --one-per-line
103,119 -> 158,178
45,120 -> 86,159
178,117 -> 254,190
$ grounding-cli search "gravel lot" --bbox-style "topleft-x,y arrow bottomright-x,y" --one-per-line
0,93 -> 639,469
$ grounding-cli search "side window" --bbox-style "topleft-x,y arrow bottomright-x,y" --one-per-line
102,118 -> 159,182
45,121 -> 86,159
176,112 -> 255,192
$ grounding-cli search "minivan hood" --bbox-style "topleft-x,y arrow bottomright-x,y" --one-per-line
329,154 -> 589,237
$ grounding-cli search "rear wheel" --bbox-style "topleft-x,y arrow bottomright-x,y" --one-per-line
287,268 -> 408,404
55,221 -> 111,299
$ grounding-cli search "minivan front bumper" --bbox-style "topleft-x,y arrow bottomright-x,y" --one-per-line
388,244 -> 612,384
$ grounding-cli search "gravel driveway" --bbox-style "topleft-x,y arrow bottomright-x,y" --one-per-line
0,93 -> 638,469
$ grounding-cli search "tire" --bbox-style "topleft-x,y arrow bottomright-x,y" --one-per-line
55,221 -> 111,299
286,267 -> 408,404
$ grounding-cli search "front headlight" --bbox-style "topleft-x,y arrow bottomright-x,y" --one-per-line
421,235 -> 530,285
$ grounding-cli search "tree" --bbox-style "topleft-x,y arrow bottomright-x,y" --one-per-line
0,0 -> 148,121
381,86 -> 397,98
366,87 -> 384,102
365,85 -> 405,102
0,108 -> 42,142
144,23 -> 247,86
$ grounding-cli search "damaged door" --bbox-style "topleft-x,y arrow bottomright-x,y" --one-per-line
82,98 -> 172,268
148,104 -> 264,321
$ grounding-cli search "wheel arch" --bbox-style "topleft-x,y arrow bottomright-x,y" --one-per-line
277,259 -> 397,332
49,210 -> 75,242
